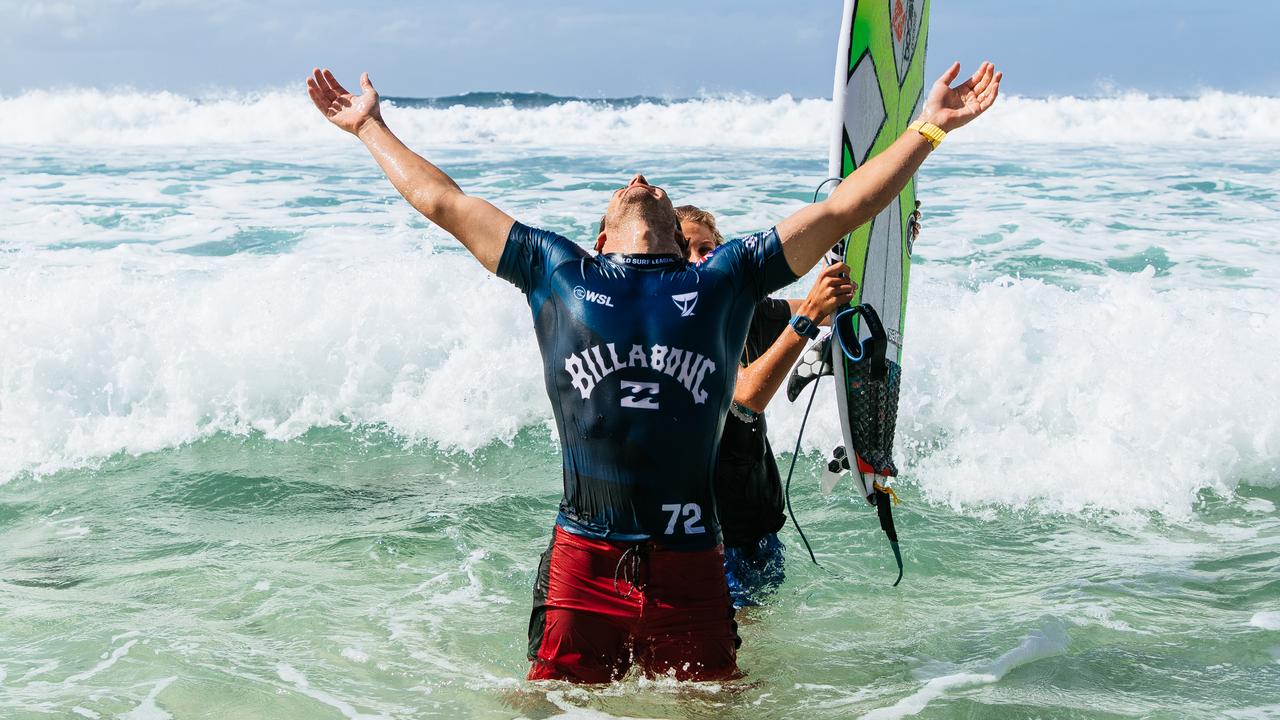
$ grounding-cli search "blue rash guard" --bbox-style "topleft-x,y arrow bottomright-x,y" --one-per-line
497,222 -> 797,550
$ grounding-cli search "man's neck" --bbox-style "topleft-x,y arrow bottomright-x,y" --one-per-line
600,221 -> 680,256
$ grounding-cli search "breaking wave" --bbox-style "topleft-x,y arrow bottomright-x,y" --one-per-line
2,88 -> 1278,147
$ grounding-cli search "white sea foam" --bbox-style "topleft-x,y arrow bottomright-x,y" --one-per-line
1251,612 -> 1280,630
861,619 -> 1069,720
0,244 -> 543,482
1,100 -> 1277,521
119,676 -> 176,720
769,268 -> 1280,518
2,242 -> 1275,520
2,89 -> 1279,148
276,664 -> 392,720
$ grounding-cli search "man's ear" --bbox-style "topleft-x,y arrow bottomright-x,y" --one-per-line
595,231 -> 607,253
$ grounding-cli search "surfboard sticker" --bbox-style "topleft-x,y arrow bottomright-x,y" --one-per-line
828,0 -> 929,484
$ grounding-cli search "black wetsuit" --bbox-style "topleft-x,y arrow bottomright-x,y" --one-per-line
496,222 -> 797,551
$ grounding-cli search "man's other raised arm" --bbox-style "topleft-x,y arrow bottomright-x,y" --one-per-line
307,69 -> 513,273
776,62 -> 1001,275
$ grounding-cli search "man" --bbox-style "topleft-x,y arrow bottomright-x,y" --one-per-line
679,205 -> 853,607
306,60 -> 1000,683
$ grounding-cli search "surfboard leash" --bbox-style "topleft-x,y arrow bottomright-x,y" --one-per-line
783,373 -> 824,566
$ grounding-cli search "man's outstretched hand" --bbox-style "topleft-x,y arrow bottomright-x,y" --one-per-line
919,61 -> 1002,133
307,68 -> 382,136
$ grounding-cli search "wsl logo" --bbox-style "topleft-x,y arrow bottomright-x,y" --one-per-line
573,285 -> 614,307
671,291 -> 698,317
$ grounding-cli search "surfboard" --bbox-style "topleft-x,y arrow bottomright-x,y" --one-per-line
825,0 -> 930,584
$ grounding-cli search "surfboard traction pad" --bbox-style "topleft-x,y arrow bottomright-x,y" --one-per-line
846,358 -> 901,478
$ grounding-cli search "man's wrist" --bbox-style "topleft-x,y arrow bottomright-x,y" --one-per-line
916,113 -> 954,134
908,118 -> 948,149
355,116 -> 387,141
789,313 -> 820,340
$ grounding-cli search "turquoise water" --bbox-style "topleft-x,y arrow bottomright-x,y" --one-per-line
2,92 -> 1279,718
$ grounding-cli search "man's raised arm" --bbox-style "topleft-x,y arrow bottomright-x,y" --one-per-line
306,68 -> 514,273
776,61 -> 1002,275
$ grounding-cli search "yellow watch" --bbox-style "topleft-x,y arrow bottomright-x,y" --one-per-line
908,120 -> 946,149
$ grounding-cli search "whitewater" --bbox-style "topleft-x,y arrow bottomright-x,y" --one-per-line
1,90 -> 1278,719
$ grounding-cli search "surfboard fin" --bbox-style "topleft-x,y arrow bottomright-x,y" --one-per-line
787,329 -> 834,403
821,444 -> 850,495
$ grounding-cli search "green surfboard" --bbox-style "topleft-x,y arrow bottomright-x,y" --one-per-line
827,0 -> 929,484
826,0 -> 929,583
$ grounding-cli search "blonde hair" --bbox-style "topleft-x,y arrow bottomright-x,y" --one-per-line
674,205 -> 724,246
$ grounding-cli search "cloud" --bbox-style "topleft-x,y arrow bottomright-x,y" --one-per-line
12,1 -> 82,38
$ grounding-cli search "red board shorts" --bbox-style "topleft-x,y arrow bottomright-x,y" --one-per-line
526,525 -> 741,683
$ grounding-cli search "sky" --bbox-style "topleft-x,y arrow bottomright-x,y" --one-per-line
2,0 -> 1277,98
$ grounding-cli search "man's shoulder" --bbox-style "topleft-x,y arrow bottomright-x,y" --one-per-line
711,228 -> 779,256
510,221 -> 584,249
507,222 -> 594,267
499,222 -> 592,291
699,227 -> 781,275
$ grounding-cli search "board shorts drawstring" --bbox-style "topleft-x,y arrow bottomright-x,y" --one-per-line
613,543 -> 649,598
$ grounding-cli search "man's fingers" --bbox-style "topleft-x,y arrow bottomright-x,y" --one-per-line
359,72 -> 375,95
309,69 -> 334,105
980,71 -> 1003,109
322,68 -> 350,97
311,68 -> 330,96
306,78 -> 328,112
969,66 -> 991,96
971,62 -> 995,96
822,261 -> 850,277
968,61 -> 990,88
937,61 -> 961,88
974,70 -> 1002,111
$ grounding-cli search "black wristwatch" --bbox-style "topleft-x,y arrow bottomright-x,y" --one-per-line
789,314 -> 819,340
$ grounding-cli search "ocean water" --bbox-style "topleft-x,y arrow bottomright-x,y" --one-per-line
1,89 -> 1278,719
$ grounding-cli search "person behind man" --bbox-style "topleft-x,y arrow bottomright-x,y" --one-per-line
306,60 -> 1000,683
679,205 -> 852,606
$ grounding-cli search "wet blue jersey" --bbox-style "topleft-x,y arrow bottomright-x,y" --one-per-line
498,222 -> 797,550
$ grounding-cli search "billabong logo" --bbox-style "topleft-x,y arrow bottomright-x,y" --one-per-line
620,380 -> 659,409
574,285 -> 614,307
563,342 -> 717,404
671,291 -> 698,317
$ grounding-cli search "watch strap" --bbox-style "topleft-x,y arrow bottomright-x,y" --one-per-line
789,314 -> 819,340
908,120 -> 946,149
